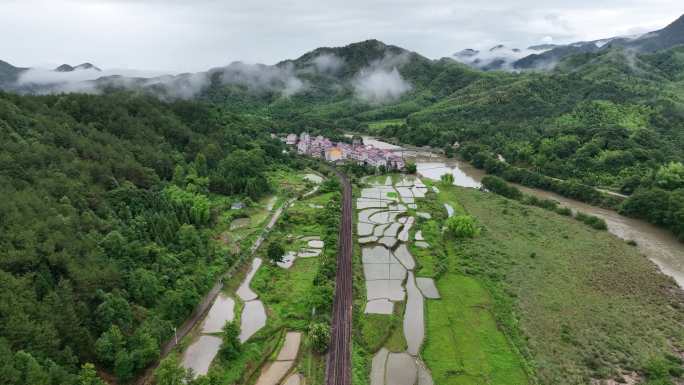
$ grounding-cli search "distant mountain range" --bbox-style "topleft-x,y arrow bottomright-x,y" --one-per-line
1,13 -> 683,97
55,63 -> 101,72
454,13 -> 684,70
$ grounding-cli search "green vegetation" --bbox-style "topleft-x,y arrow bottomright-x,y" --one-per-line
3,31 -> 684,385
155,354 -> 193,385
0,91 -> 302,384
307,322 -> 330,353
202,174 -> 340,384
366,118 -> 406,131
408,183 -> 529,385
482,175 -> 608,231
424,274 -> 529,385
358,303 -> 406,353
266,242 -> 285,263
421,184 -> 684,384
445,215 -> 480,238
440,172 -> 455,185
219,322 -> 241,360
243,39 -> 684,240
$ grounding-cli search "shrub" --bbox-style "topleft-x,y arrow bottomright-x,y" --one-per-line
482,175 -> 522,200
267,242 -> 285,263
446,215 -> 480,238
575,212 -> 608,230
308,322 -> 331,353
440,173 -> 454,185
219,322 -> 241,360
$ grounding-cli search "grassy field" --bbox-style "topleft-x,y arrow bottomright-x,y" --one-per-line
420,183 -> 684,385
366,119 -> 407,131
424,274 -> 529,385
409,181 -> 529,385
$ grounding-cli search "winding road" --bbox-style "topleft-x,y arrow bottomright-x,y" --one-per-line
325,170 -> 353,385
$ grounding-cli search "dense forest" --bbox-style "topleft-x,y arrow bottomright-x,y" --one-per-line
0,91 -> 292,384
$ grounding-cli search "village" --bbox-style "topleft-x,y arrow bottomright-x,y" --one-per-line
283,132 -> 406,170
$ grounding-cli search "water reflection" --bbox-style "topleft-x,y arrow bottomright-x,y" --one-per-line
416,161 -> 482,189
362,136 -> 684,287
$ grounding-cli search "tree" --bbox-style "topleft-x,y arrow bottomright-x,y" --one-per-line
440,173 -> 454,186
482,175 -> 522,200
154,355 -> 191,385
114,350 -> 134,382
219,322 -> 241,360
211,149 -> 270,199
267,242 -> 285,263
308,322 -> 330,353
78,363 -> 105,385
446,215 -> 479,238
95,325 -> 126,366
95,292 -> 133,332
656,161 -> 684,190
405,162 -> 417,174
128,269 -> 162,307
319,177 -> 340,193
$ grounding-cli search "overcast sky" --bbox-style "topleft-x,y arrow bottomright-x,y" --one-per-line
2,0 -> 682,73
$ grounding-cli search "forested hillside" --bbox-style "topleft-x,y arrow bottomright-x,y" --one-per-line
0,91 -> 290,384
224,40 -> 684,240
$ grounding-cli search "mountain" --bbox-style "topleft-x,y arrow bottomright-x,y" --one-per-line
453,44 -> 531,70
625,13 -> 684,51
278,39 -> 431,81
514,13 -> 684,69
527,44 -> 559,51
0,60 -> 26,87
55,62 -> 101,72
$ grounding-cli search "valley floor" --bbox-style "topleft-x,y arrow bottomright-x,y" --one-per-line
353,173 -> 684,385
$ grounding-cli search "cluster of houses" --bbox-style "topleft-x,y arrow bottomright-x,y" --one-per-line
284,132 -> 406,170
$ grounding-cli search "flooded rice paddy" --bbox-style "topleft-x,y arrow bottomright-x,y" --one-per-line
358,175 -> 440,384
254,332 -> 302,385
181,335 -> 222,377
365,136 -> 683,288
201,293 -> 235,334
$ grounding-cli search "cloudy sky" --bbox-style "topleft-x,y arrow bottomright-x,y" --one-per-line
2,0 -> 682,73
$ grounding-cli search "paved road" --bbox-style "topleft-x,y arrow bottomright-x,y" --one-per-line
325,170 -> 353,385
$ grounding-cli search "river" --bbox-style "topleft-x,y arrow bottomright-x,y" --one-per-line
363,136 -> 684,288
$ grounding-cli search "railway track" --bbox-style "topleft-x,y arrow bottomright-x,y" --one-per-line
325,169 -> 353,385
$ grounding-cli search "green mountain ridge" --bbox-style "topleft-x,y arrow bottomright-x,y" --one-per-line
514,13 -> 684,69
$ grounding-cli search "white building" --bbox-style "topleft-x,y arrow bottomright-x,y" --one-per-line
297,132 -> 311,154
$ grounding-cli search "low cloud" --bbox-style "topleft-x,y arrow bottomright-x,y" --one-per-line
14,66 -> 209,98
352,53 -> 412,104
453,46 -> 551,70
12,61 -> 306,99
142,72 -> 212,99
312,53 -> 345,74
213,61 -> 306,95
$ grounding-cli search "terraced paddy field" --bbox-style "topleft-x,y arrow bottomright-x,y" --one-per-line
353,173 -> 683,385
170,170 -> 333,385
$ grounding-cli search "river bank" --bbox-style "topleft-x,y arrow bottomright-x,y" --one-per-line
362,136 -> 684,288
